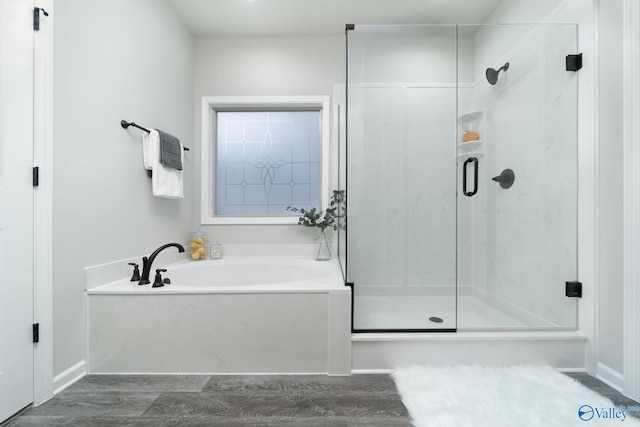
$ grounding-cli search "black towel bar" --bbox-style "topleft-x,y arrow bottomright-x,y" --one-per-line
120,120 -> 190,151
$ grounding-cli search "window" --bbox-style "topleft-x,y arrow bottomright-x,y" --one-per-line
201,96 -> 330,224
215,110 -> 321,216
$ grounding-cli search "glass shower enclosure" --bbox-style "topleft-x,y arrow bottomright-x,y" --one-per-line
342,24 -> 579,331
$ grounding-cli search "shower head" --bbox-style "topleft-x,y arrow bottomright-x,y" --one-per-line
486,62 -> 510,85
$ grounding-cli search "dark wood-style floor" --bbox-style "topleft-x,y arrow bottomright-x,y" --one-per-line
3,375 -> 410,427
2,373 -> 638,426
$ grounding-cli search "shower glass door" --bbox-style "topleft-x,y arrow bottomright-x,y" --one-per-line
456,24 -> 579,330
347,25 -> 458,331
346,23 -> 579,332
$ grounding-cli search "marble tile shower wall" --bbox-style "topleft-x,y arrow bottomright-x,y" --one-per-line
348,85 -> 457,292
468,25 -> 579,327
405,88 -> 457,286
348,87 -> 406,288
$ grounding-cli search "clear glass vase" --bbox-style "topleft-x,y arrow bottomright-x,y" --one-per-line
188,230 -> 207,261
315,229 -> 331,261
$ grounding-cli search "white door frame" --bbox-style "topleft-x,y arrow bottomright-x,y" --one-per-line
622,0 -> 640,402
33,0 -> 54,405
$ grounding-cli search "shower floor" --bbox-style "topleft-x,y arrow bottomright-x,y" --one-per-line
353,295 -> 526,330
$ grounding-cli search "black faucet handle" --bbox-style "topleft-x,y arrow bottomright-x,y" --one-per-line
128,263 -> 141,282
152,269 -> 167,288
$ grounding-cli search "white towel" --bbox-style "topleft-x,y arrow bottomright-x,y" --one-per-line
142,132 -> 153,170
147,129 -> 184,199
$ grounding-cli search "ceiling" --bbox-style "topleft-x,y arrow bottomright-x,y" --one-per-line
167,0 -> 504,37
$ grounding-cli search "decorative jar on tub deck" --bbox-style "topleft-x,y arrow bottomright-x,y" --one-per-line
188,230 -> 206,260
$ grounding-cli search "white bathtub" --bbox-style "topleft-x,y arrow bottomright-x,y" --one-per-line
86,256 -> 351,375
88,257 -> 342,294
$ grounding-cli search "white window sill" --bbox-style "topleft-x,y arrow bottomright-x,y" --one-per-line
202,216 -> 301,225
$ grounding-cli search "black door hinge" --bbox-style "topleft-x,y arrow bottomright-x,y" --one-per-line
566,281 -> 582,298
33,323 -> 39,343
33,7 -> 49,31
566,53 -> 583,71
33,166 -> 39,186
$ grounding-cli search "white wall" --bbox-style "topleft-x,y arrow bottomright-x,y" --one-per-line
471,24 -> 550,80
194,36 -> 344,244
53,0 -> 194,377
597,0 -> 624,375
484,0 -> 567,23
348,27 -> 473,83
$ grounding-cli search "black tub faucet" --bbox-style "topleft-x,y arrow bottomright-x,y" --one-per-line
139,243 -> 185,285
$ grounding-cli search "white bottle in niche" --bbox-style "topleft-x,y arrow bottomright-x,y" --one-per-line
210,242 -> 223,260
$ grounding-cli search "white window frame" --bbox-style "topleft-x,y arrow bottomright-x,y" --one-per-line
201,96 -> 330,225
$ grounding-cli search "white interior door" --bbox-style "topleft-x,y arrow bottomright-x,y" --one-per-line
0,0 -> 35,421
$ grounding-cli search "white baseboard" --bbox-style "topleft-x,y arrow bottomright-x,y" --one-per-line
596,362 -> 625,392
52,360 -> 86,395
351,369 -> 395,375
558,368 -> 588,373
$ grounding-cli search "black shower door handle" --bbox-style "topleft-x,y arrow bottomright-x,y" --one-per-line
463,157 -> 478,197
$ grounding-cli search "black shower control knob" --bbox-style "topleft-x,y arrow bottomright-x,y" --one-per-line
492,169 -> 515,189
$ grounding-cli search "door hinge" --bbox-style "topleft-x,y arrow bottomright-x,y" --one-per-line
566,281 -> 582,298
566,53 -> 582,72
33,7 -> 49,31
33,323 -> 39,343
33,166 -> 39,186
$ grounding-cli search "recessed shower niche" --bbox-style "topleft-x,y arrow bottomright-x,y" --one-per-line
341,24 -> 579,332
457,110 -> 484,158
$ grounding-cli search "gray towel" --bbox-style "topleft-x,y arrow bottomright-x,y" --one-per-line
156,129 -> 183,170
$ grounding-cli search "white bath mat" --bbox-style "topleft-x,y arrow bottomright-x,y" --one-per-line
392,365 -> 640,427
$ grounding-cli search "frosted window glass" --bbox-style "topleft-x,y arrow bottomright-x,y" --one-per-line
215,111 -> 321,216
